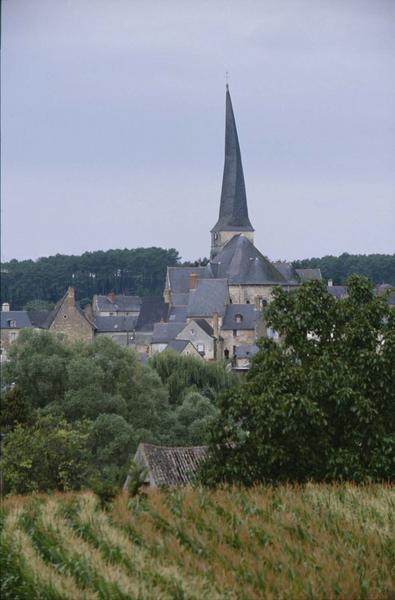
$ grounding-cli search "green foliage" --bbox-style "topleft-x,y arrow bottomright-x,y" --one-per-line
1,331 -> 223,493
202,275 -> 395,485
126,460 -> 148,497
293,252 -> 395,285
23,299 -> 55,311
0,416 -> 93,494
150,350 -> 237,405
1,246 -> 181,309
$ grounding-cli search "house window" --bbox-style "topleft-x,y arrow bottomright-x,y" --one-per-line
8,320 -> 17,328
197,343 -> 205,354
246,300 -> 250,304
235,313 -> 243,323
63,314 -> 68,319
10,332 -> 17,342
224,349 -> 229,359
233,330 -> 237,337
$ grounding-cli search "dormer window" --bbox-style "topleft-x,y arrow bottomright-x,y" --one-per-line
8,319 -> 17,328
235,314 -> 243,323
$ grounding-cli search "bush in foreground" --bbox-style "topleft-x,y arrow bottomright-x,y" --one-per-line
1,485 -> 394,599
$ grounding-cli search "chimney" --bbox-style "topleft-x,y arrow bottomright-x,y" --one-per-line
2,302 -> 10,312
328,279 -> 333,287
107,291 -> 116,303
212,311 -> 220,338
84,303 -> 93,320
67,287 -> 75,302
188,272 -> 198,290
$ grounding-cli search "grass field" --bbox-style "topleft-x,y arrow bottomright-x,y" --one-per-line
1,484 -> 394,599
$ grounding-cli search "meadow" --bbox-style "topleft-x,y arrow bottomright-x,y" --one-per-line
1,484 -> 394,599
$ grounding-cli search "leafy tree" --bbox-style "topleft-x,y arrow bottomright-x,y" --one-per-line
0,386 -> 35,432
0,416 -> 93,494
172,391 -> 219,445
23,299 -> 54,311
202,275 -> 395,485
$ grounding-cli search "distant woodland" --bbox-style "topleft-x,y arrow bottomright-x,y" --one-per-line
1,249 -> 394,309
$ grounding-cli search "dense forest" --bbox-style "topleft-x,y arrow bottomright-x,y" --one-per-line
1,248 -> 394,309
293,252 -> 395,286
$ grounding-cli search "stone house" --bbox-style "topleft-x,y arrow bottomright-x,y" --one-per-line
47,287 -> 95,342
92,292 -> 141,317
0,304 -> 34,362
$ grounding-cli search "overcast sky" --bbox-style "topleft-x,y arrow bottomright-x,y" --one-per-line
2,0 -> 395,263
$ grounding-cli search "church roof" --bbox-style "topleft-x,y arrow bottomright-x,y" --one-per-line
212,86 -> 253,233
210,234 -> 289,285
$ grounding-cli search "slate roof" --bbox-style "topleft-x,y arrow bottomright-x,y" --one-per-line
273,262 -> 298,283
234,344 -> 259,358
187,279 -> 229,317
167,305 -> 188,322
166,339 -> 192,353
151,322 -> 186,344
327,286 -> 348,299
135,296 -> 168,332
133,443 -> 209,487
0,311 -> 33,329
94,315 -> 137,332
167,266 -> 213,294
193,319 -> 214,336
27,310 -> 51,328
212,86 -> 253,233
222,304 -> 260,330
95,294 -> 141,313
296,268 -> 322,282
171,293 -> 190,306
211,235 -> 289,285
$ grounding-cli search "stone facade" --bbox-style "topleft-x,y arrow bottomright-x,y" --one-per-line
49,287 -> 95,343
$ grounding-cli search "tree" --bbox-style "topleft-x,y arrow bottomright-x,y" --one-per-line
0,416 -> 93,494
202,275 -> 395,485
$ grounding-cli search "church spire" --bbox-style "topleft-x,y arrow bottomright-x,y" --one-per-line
212,86 -> 254,234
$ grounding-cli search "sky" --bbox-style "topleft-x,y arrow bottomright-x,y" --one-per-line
2,0 -> 395,263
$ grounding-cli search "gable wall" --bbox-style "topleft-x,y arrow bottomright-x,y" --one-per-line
50,296 -> 94,343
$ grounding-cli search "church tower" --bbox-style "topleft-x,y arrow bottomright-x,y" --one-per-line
211,85 -> 254,259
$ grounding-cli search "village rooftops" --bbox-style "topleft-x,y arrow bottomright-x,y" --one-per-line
94,294 -> 141,314
94,315 -> 138,332
135,296 -> 168,332
187,279 -> 229,318
295,268 -> 322,282
166,266 -> 213,294
151,322 -> 186,344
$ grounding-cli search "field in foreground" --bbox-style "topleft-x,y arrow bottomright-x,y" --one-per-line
1,484 -> 394,599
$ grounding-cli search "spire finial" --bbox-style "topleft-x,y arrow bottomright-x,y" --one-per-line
225,71 -> 229,90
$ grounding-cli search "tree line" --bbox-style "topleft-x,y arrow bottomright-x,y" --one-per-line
1,248 -> 393,310
293,252 -> 395,286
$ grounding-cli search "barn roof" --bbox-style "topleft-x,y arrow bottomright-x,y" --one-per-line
134,443 -> 209,487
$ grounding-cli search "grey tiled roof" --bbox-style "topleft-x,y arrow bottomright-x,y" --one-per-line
134,443 -> 208,487
135,296 -> 168,332
171,292 -> 190,306
167,266 -> 213,294
0,311 -> 33,329
296,268 -> 322,282
94,315 -> 137,332
235,344 -> 259,358
95,294 -> 141,313
327,286 -> 348,299
151,322 -> 186,344
211,235 -> 288,285
221,304 -> 260,330
187,279 -> 229,317
193,319 -> 214,336
167,306 -> 188,322
211,87 -> 253,233
27,310 -> 51,328
166,339 -> 191,353
273,261 -> 298,283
